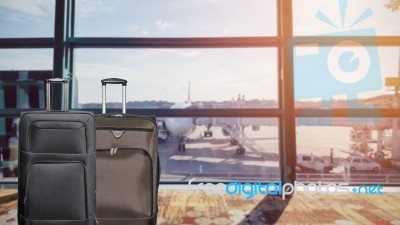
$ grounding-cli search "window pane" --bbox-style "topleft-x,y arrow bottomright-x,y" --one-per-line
75,0 -> 277,37
74,48 -> 278,108
293,0 -> 400,36
0,70 -> 51,109
0,49 -> 53,70
0,0 -> 55,38
296,117 -> 400,185
0,118 -> 280,182
294,47 -> 400,109
0,71 -> 52,182
158,117 -> 279,182
0,115 -> 18,183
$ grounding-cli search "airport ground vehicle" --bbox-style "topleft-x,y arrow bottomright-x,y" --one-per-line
296,153 -> 333,173
392,160 -> 400,172
344,156 -> 381,172
158,129 -> 168,142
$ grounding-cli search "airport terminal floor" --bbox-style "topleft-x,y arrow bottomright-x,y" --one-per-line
0,188 -> 399,225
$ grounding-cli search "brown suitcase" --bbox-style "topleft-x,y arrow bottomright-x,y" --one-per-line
95,78 -> 159,225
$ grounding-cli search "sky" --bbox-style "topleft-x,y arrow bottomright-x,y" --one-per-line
0,0 -> 399,105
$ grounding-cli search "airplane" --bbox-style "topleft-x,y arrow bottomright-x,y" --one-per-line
163,82 -> 263,155
164,81 -> 214,151
164,102 -> 196,151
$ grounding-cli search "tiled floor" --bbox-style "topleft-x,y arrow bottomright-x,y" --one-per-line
1,189 -> 400,224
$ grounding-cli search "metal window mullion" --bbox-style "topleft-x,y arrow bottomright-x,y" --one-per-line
68,37 -> 280,48
65,0 -> 75,109
277,3 -> 285,187
279,0 -> 296,185
0,38 -> 54,48
291,36 -> 400,47
296,108 -> 400,118
0,108 -> 283,118
52,0 -> 68,110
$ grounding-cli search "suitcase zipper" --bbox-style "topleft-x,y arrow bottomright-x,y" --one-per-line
97,127 -> 153,132
110,148 -> 118,156
96,114 -> 157,125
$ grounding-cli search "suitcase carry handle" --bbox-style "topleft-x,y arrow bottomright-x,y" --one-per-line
101,78 -> 127,114
101,78 -> 127,86
46,78 -> 69,111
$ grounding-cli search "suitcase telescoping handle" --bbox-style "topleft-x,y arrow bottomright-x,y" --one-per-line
101,78 -> 127,114
46,78 -> 69,111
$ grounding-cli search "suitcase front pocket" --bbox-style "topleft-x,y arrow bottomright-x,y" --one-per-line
29,121 -> 87,154
96,148 -> 153,219
25,161 -> 87,221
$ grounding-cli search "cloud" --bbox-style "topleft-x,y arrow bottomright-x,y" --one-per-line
122,49 -> 177,63
0,0 -> 52,16
154,20 -> 176,31
262,77 -> 276,83
181,50 -> 202,58
126,25 -> 149,36
142,28 -> 149,36
194,0 -> 224,5
0,0 -> 54,21
76,0 -> 114,17
75,62 -> 133,80
0,49 -> 52,70
126,25 -> 140,33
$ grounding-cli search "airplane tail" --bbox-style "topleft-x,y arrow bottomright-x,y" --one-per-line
187,81 -> 191,104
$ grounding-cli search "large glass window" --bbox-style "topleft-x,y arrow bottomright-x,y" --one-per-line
294,46 -> 400,109
0,49 -> 53,70
159,117 -> 279,182
74,48 -> 278,108
0,0 -> 55,38
0,70 -> 52,181
1,0 -> 399,186
75,0 -> 277,37
73,1 -> 280,184
293,0 -> 400,36
292,0 -> 400,185
296,117 -> 400,184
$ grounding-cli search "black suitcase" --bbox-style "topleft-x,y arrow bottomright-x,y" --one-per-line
95,78 -> 159,225
18,78 -> 96,225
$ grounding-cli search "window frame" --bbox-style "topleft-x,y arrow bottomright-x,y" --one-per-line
0,0 -> 399,186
